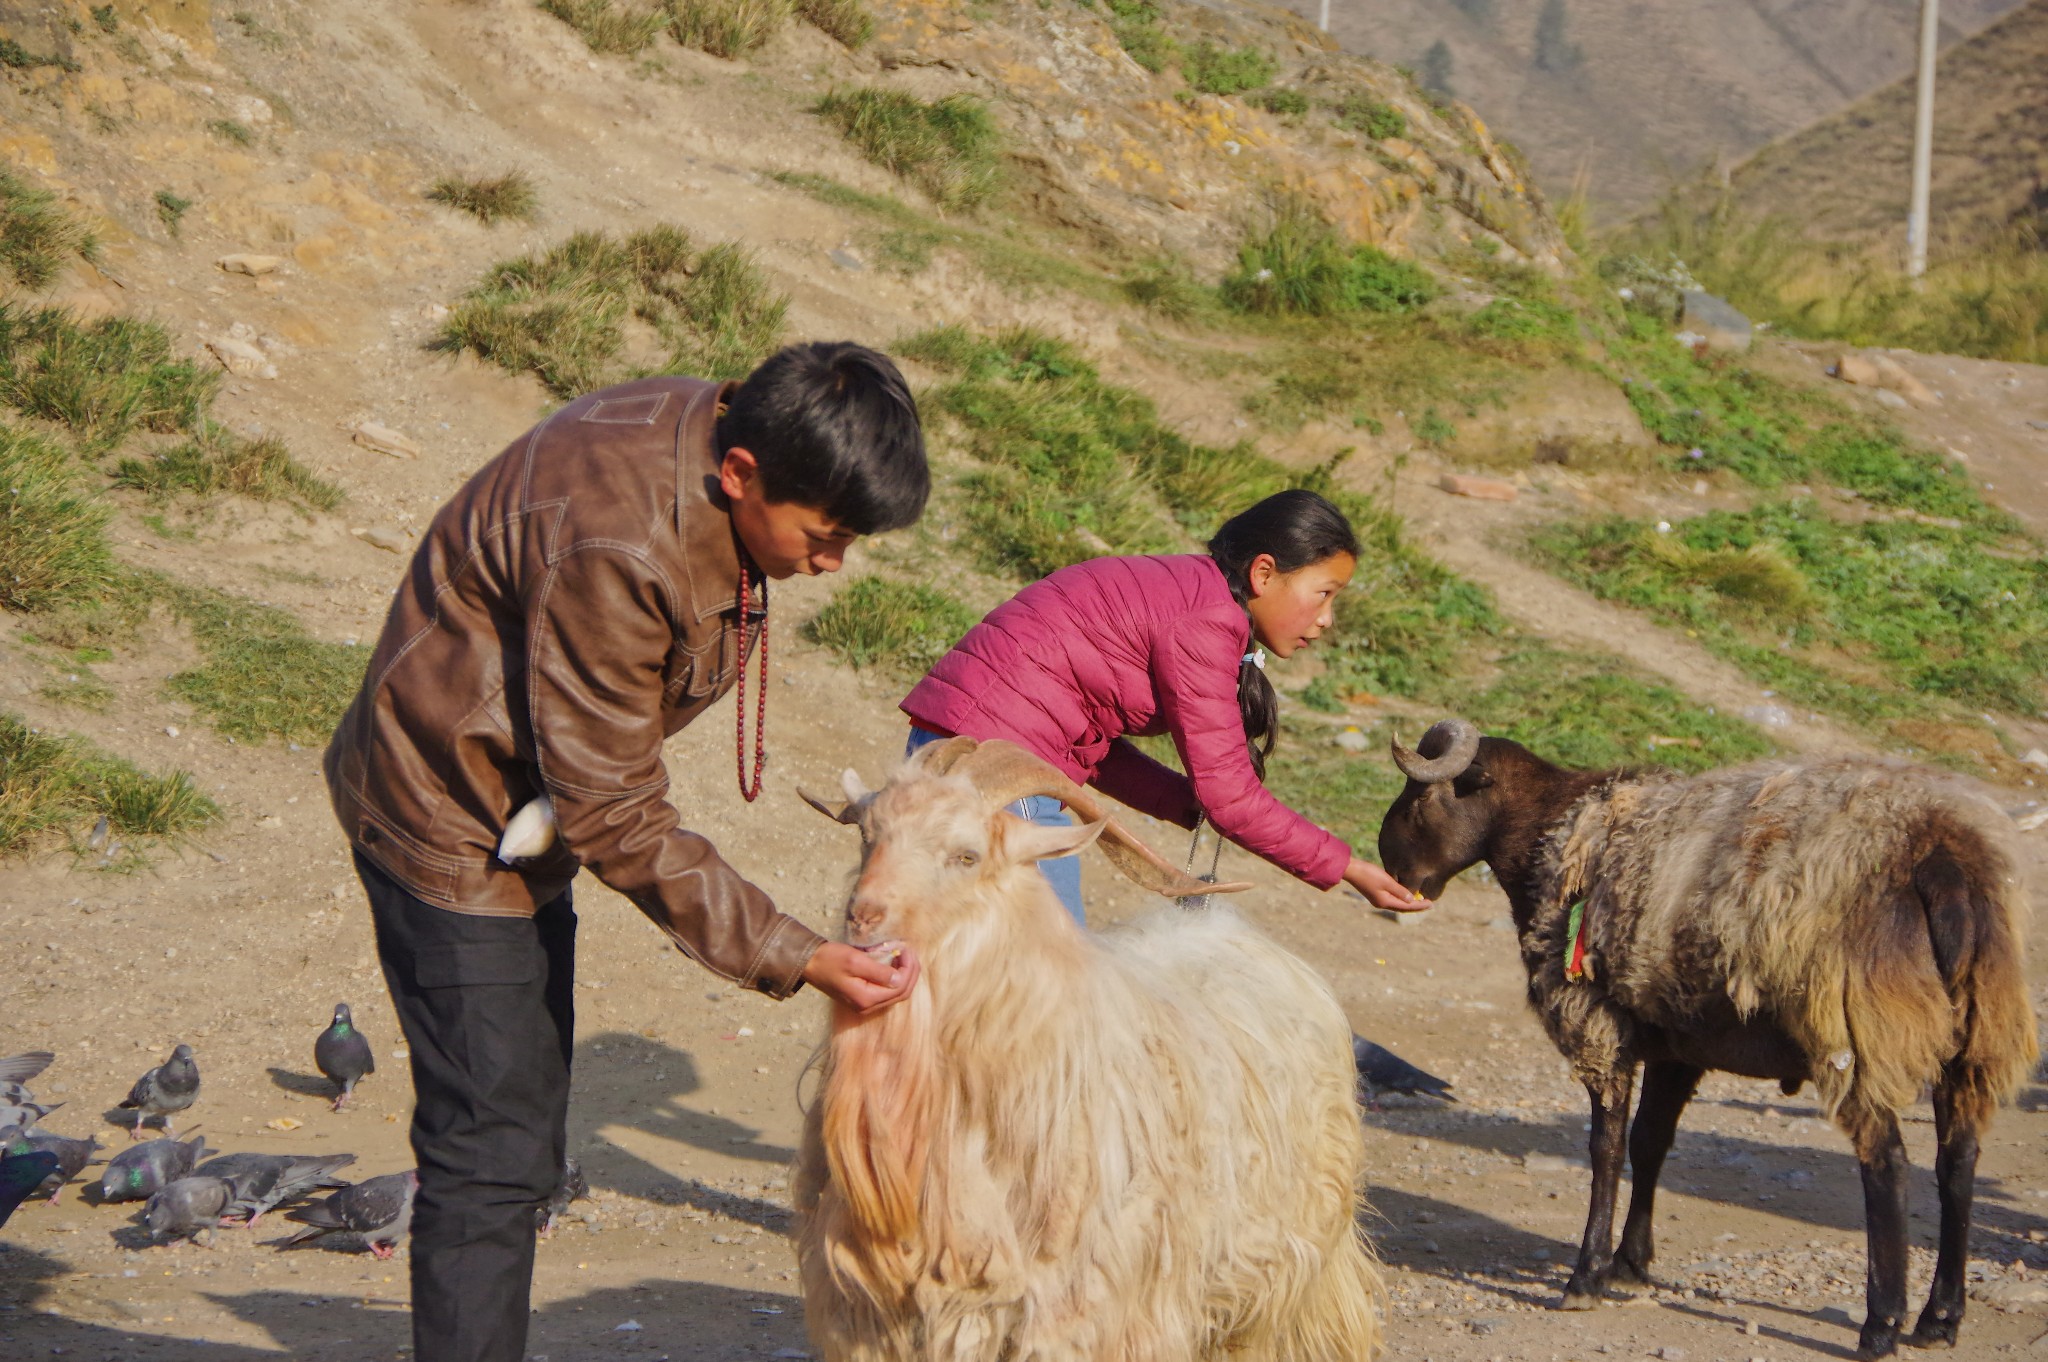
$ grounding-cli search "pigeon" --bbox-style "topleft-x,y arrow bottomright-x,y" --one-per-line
0,1100 -> 62,1133
536,1156 -> 588,1238
1353,1035 -> 1456,1107
118,1044 -> 199,1139
197,1152 -> 355,1225
313,1004 -> 375,1112
144,1176 -> 233,1245
0,1052 -> 54,1089
280,1170 -> 416,1258
0,1126 -> 101,1205
0,1150 -> 60,1229
100,1133 -> 209,1204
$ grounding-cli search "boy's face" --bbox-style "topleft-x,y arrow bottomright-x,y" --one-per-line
719,447 -> 859,578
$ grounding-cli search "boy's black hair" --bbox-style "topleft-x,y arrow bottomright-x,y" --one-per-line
716,341 -> 928,535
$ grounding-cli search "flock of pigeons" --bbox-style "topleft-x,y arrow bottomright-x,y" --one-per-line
0,1004 -> 450,1254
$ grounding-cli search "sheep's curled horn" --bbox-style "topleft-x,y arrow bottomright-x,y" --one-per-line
802,737 -> 1250,899
1390,718 -> 1482,783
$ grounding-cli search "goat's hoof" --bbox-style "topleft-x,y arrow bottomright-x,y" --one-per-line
1906,1308 -> 1959,1349
1608,1256 -> 1653,1290
1558,1286 -> 1604,1312
1858,1316 -> 1903,1359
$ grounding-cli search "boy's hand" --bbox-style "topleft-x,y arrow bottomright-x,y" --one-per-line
803,941 -> 920,1015
1344,857 -> 1431,913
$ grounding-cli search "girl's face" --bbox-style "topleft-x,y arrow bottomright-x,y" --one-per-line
1246,552 -> 1356,658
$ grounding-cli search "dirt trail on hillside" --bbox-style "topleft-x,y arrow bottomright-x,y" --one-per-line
5,3 -> 2048,1360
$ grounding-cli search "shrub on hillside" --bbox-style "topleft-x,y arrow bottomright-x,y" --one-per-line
1180,42 -> 1275,97
814,88 -> 1003,212
0,169 -> 98,291
1221,198 -> 1439,316
0,423 -> 115,612
666,0 -> 788,58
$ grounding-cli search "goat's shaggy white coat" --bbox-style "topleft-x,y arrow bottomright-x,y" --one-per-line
794,753 -> 1383,1362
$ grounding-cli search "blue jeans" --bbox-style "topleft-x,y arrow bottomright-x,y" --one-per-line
905,727 -> 1086,926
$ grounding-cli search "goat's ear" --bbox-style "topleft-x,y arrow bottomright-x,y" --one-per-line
799,788 -> 862,825
840,767 -> 871,802
1002,814 -> 1107,866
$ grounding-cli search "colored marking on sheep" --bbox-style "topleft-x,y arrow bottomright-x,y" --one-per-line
1564,897 -> 1591,982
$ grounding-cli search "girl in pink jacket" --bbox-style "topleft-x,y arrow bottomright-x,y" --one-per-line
902,489 -> 1425,923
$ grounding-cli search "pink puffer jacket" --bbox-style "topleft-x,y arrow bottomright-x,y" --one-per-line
901,554 -> 1351,888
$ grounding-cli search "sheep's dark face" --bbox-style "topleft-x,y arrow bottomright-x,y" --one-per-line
1377,765 -> 1499,901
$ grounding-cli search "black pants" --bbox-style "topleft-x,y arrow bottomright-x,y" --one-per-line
357,851 -> 576,1362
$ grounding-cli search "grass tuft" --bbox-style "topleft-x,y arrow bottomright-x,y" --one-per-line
804,576 -> 978,675
113,421 -> 342,511
0,169 -> 98,291
427,172 -> 539,226
1221,196 -> 1439,317
0,305 -> 219,451
665,0 -> 788,58
1179,43 -> 1274,97
1103,0 -> 1174,73
0,713 -> 218,857
439,226 -> 788,397
794,0 -> 871,48
814,88 -> 1003,213
164,587 -> 369,744
0,422 -> 115,611
539,0 -> 667,54
1332,92 -> 1407,141
207,119 -> 257,147
153,188 -> 193,238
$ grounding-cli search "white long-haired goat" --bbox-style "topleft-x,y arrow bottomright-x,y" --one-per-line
794,736 -> 1384,1362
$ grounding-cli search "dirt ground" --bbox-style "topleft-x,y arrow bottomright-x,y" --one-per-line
5,3 -> 2048,1360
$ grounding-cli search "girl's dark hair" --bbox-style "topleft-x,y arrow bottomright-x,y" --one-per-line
1206,490 -> 1361,781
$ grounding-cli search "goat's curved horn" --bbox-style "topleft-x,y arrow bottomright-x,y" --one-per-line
948,740 -> 1251,899
1390,718 -> 1482,783
907,734 -> 979,777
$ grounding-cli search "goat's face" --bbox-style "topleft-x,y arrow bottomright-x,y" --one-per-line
1377,720 -> 1499,900
807,768 -> 1103,952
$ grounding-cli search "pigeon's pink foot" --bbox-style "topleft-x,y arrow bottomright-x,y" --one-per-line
369,1242 -> 394,1260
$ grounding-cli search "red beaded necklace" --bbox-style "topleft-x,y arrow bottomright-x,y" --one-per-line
733,550 -> 768,803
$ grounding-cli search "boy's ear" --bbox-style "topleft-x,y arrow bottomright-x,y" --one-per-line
717,446 -> 760,502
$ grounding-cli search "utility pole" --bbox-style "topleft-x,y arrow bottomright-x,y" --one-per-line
1906,0 -> 1939,278
1318,0 -> 1330,32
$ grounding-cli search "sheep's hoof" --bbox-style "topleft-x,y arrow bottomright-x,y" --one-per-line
1858,1315 -> 1902,1359
1608,1255 -> 1654,1291
1558,1286 -> 1604,1312
1906,1307 -> 1959,1349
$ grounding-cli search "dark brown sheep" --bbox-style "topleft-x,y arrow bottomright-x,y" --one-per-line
1376,719 -> 2036,1360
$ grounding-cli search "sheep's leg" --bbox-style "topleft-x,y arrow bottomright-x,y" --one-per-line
1561,1073 -> 1634,1310
1855,1114 -> 1910,1359
1908,1073 -> 1979,1349
1611,1060 -> 1702,1288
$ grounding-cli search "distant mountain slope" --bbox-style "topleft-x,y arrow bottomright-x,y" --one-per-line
1263,0 -> 2025,214
1728,0 -> 2048,244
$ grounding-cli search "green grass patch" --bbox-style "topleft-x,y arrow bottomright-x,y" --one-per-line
1254,87 -> 1309,117
0,713 -> 218,857
113,421 -> 342,511
1332,92 -> 1407,141
0,37 -> 77,72
1608,313 -> 1991,518
814,88 -> 1003,213
207,119 -> 257,147
0,422 -> 116,612
1102,0 -> 1175,73
665,0 -> 788,58
1,168 -> 98,291
1221,196 -> 1439,317
439,225 -> 788,397
153,188 -> 193,238
0,305 -> 218,451
803,575 -> 978,675
540,0 -> 667,54
163,587 -> 368,744
1239,314 -> 1522,432
795,0 -> 871,48
1119,256 -> 1218,322
1535,503 -> 2048,722
427,171 -> 538,226
1180,42 -> 1274,97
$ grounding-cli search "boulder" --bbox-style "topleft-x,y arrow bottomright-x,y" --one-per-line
216,253 -> 286,276
1680,291 -> 1752,353
351,422 -> 420,459
205,336 -> 275,379
1834,352 -> 1883,386
1870,354 -> 1940,406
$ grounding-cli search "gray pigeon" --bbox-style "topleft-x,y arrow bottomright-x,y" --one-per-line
1353,1035 -> 1456,1107
280,1169 -> 416,1258
0,1052 -> 54,1087
0,1100 -> 62,1133
313,1004 -> 375,1112
196,1152 -> 356,1225
0,1126 -> 100,1205
144,1175 -> 233,1245
0,1150 -> 60,1228
536,1156 -> 588,1238
118,1044 -> 199,1139
100,1132 -> 209,1204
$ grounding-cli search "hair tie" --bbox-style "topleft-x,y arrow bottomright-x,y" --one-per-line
1242,648 -> 1266,671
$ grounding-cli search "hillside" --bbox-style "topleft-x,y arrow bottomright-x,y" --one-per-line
1729,0 -> 2048,245
3,2 -> 2048,1359
1271,0 -> 2026,215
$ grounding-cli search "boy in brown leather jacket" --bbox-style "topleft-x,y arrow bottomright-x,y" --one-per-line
325,342 -> 927,1362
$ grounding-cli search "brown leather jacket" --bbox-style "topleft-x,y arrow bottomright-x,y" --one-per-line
324,376 -> 825,997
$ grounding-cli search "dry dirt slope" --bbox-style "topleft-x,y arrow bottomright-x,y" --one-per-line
0,2 -> 2047,1360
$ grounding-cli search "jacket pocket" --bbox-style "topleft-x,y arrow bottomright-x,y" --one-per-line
413,941 -> 540,989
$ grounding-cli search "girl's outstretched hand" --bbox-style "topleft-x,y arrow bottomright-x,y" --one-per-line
1344,857 -> 1431,912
